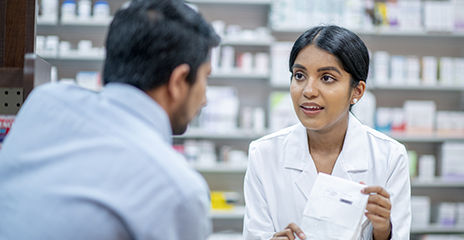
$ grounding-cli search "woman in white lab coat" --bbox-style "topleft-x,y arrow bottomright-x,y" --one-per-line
243,25 -> 411,240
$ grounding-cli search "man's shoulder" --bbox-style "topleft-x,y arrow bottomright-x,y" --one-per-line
130,143 -> 209,198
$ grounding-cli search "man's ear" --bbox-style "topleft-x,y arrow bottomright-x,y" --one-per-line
167,64 -> 190,102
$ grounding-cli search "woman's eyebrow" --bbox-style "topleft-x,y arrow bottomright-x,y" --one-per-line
317,66 -> 341,75
291,64 -> 307,71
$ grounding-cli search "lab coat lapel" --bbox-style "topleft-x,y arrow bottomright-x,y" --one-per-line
283,123 -> 317,201
333,113 -> 369,185
331,114 -> 372,232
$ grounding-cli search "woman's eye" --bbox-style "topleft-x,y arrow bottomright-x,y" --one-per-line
322,75 -> 335,82
294,72 -> 304,80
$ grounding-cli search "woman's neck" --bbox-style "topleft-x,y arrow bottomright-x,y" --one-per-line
307,113 -> 349,155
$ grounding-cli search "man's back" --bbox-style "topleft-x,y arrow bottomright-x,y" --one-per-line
0,83 -> 211,239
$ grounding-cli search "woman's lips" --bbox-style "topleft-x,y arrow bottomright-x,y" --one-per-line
300,104 -> 324,116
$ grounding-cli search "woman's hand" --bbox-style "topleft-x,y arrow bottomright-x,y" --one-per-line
362,186 -> 392,240
271,223 -> 306,240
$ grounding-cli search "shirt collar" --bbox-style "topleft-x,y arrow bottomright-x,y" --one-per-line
101,83 -> 172,144
283,112 -> 368,172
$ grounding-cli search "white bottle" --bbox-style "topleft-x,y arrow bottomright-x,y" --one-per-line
41,0 -> 58,21
78,0 -> 91,19
61,0 -> 76,21
93,0 -> 110,20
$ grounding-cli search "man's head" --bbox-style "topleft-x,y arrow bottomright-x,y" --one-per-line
103,0 -> 220,134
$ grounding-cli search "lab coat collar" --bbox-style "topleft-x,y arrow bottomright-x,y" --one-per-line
282,123 -> 310,171
338,113 -> 369,173
282,113 -> 369,200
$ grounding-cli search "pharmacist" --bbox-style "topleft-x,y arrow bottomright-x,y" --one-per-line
243,26 -> 411,240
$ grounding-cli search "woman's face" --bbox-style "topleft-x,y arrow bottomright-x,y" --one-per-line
290,44 -> 364,133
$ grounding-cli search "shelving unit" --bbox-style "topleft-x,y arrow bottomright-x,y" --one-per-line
412,179 -> 464,188
211,206 -> 245,219
61,18 -> 112,26
411,225 -> 464,234
188,0 -> 271,5
272,27 -> 464,38
36,0 -> 464,238
370,84 -> 464,91
195,164 -> 247,173
209,72 -> 269,80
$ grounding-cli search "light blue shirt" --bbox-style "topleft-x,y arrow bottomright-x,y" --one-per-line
0,83 -> 211,240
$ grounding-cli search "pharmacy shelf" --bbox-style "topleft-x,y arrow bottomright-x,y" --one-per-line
194,164 -> 247,173
208,233 -> 242,240
210,72 -> 269,80
175,128 -> 267,140
411,224 -> 464,234
221,39 -> 273,47
268,83 -> 464,92
272,27 -> 464,38
412,179 -> 464,188
371,84 -> 464,92
37,18 -> 113,27
389,133 -> 464,143
177,130 -> 464,142
42,55 -> 105,61
36,17 -> 58,26
61,18 -> 113,27
189,0 -> 271,5
210,206 -> 245,219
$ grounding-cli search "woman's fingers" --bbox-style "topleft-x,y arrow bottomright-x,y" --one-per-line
367,193 -> 391,210
273,228 -> 295,240
362,186 -> 390,199
286,223 -> 306,239
272,222 -> 306,240
362,185 -> 392,236
366,201 -> 390,218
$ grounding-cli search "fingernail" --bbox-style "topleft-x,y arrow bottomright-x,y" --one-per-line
299,233 -> 306,239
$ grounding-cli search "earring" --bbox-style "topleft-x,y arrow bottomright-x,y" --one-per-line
353,98 -> 358,104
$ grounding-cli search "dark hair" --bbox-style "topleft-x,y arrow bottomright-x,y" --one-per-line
103,0 -> 220,91
289,25 -> 369,87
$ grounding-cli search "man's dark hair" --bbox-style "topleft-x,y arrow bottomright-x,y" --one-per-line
289,25 -> 369,88
103,0 -> 220,91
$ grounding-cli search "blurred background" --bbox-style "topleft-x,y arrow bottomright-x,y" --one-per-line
1,0 -> 464,239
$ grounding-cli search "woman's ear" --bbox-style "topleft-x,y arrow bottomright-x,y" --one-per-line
351,81 -> 366,104
167,64 -> 190,102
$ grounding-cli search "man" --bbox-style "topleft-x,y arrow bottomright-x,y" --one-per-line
0,0 -> 220,239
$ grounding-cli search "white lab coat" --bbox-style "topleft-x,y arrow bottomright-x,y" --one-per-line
243,113 -> 411,240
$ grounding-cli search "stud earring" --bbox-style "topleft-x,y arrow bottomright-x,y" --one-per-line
353,98 -> 358,104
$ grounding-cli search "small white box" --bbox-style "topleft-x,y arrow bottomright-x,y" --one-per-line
457,203 -> 464,226
390,56 -> 406,85
418,155 -> 436,181
441,142 -> 464,179
404,100 -> 436,134
411,196 -> 431,227
438,202 -> 457,226
439,57 -> 455,86
406,56 -> 420,85
373,51 -> 390,86
422,56 -> 438,86
454,58 -> 464,86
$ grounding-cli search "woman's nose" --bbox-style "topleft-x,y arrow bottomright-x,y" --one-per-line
303,77 -> 319,99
